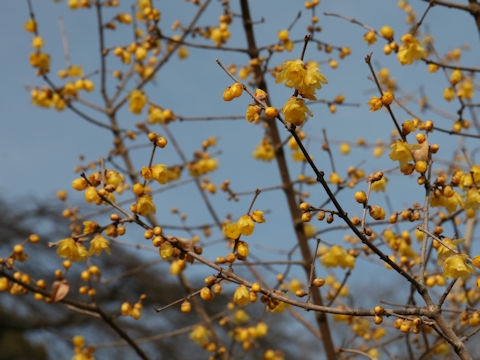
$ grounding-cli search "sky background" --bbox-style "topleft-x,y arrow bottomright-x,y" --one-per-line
1,0 -> 480,356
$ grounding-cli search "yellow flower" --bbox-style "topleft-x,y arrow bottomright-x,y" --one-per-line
367,96 -> 383,111
159,242 -> 173,260
369,205 -> 386,220
303,224 -> 318,238
189,325 -> 211,345
320,245 -> 355,269
252,139 -> 275,161
188,157 -> 218,177
397,33 -> 426,65
128,89 -> 147,114
136,195 -> 156,216
84,186 -> 101,204
68,65 -> 83,77
339,143 -> 350,155
381,92 -> 394,105
29,52 -> 51,75
301,61 -> 328,100
363,31 -> 377,45
83,221 -> 98,234
444,191 -> 463,212
233,309 -> 250,324
282,97 -> 312,126
105,170 -> 124,188
24,19 -> 37,33
371,176 -> 388,192
266,299 -> 288,313
288,278 -> 303,293
233,285 -> 250,306
442,254 -> 474,280
389,140 -> 418,170
436,238 -> 457,260
278,29 -> 289,41
170,259 -> 186,275
151,164 -> 168,184
222,221 -> 240,240
88,235 -> 111,256
250,210 -> 266,223
245,105 -> 262,124
443,87 -> 455,102
464,189 -> 480,210
238,215 -> 255,236
275,60 -> 327,100
275,59 -> 304,89
56,238 -> 88,262
458,79 -> 474,100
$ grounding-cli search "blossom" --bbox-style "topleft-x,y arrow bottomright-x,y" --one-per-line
136,195 -> 156,216
83,221 -> 98,234
363,31 -> 377,45
458,79 -> 474,100
389,140 -> 420,171
233,309 -> 250,324
320,245 -> 355,269
233,285 -> 250,306
301,61 -> 328,99
222,221 -> 240,240
189,325 -> 211,344
464,189 -> 480,210
250,210 -> 266,223
282,97 -> 312,126
88,235 -> 111,256
105,170 -> 124,188
128,89 -> 147,114
29,52 -> 51,75
367,96 -> 383,111
246,105 -> 262,123
371,176 -> 388,192
151,164 -> 168,184
238,215 -> 255,236
397,33 -> 426,65
56,238 -> 88,262
275,60 -> 327,100
369,205 -> 386,220
442,254 -> 474,280
252,139 -> 275,161
84,188 -> 100,204
159,242 -> 173,260
188,157 -> 218,177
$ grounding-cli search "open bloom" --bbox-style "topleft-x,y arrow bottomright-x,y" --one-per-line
282,97 -> 312,126
222,221 -> 240,240
136,195 -> 156,216
389,140 -> 422,171
189,325 -> 211,345
88,235 -> 111,256
397,33 -> 426,65
238,215 -> 255,236
275,59 -> 327,100
320,245 -> 355,269
443,254 -> 474,280
56,238 -> 87,262
367,96 -> 383,111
